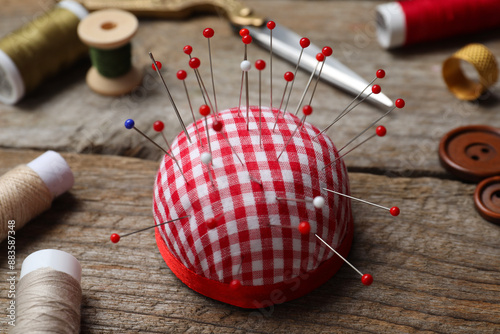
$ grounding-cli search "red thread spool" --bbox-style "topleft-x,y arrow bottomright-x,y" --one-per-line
376,0 -> 500,49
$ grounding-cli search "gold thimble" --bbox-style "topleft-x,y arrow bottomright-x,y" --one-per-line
442,43 -> 498,101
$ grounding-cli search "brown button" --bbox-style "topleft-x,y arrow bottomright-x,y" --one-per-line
474,176 -> 500,225
439,125 -> 500,182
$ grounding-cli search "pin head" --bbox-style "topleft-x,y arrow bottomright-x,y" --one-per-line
376,69 -> 386,78
206,218 -> 217,229
201,152 -> 212,165
395,98 -> 405,108
242,35 -> 252,44
255,59 -> 266,71
313,196 -> 325,208
239,28 -> 249,36
361,273 -> 373,286
176,70 -> 187,80
284,71 -> 294,82
183,45 -> 193,55
153,120 -> 164,132
376,125 -> 386,137
151,61 -> 162,71
316,53 -> 325,62
203,27 -> 214,38
110,233 -> 120,243
240,60 -> 251,72
212,119 -> 223,132
124,119 -> 135,129
322,46 -> 333,57
199,104 -> 211,116
390,206 -> 400,216
303,105 -> 313,116
298,221 -> 311,235
300,37 -> 310,48
189,57 -> 201,69
372,84 -> 382,94
229,279 -> 241,290
267,21 -> 276,30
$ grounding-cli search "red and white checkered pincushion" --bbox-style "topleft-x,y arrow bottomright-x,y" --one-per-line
153,106 -> 353,308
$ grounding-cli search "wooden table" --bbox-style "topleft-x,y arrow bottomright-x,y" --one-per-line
1,1 -> 499,333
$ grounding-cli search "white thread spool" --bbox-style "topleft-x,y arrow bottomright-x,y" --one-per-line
0,151 -> 74,242
12,249 -> 82,333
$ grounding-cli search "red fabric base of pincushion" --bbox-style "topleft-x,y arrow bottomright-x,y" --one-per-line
155,223 -> 353,309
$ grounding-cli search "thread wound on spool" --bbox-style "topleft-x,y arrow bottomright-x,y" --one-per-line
0,165 -> 52,242
77,8 -> 142,96
12,265 -> 81,332
0,1 -> 88,104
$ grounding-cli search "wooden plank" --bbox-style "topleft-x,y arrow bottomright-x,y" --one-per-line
1,1 -> 499,177
0,149 -> 498,333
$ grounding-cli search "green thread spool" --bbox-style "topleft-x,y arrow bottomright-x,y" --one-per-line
77,9 -> 142,96
0,1 -> 88,105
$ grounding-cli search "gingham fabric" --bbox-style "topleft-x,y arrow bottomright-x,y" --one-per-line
153,106 -> 352,286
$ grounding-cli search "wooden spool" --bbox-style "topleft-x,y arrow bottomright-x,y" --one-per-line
77,9 -> 142,96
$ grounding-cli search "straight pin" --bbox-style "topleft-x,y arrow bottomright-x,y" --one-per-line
241,34 -> 253,130
189,57 -> 215,114
337,98 -> 405,154
237,28 -> 250,117
124,119 -> 168,156
201,152 -> 215,186
203,28 -> 219,115
153,120 -> 188,183
277,105 -> 313,160
272,71 -> 295,131
315,84 -> 382,139
199,104 -> 212,153
149,53 -> 191,142
110,216 -> 190,243
255,59 -> 266,147
315,233 -> 373,285
322,187 -> 400,216
283,37 -> 310,116
315,69 -> 386,139
294,53 -> 325,116
307,47 -> 332,107
323,126 -> 386,171
177,70 -> 203,147
267,21 -> 276,111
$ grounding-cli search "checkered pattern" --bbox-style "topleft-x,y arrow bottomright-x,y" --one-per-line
153,107 -> 352,286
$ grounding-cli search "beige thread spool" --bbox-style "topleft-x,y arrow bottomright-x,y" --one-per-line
0,151 -> 74,242
10,249 -> 82,333
77,9 -> 143,96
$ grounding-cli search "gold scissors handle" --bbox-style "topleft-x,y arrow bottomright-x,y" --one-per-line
73,0 -> 265,27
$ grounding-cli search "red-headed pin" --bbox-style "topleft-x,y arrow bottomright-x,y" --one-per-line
199,104 -> 212,153
273,71 -> 295,131
177,69 -> 202,146
203,27 -> 219,115
315,233 -> 373,286
316,69 -> 387,139
277,105 -> 313,160
323,125 -> 387,171
149,53 -> 191,142
282,37 -> 310,117
293,52 -> 327,116
267,20 -> 276,110
110,216 -> 189,243
323,187 -> 400,217
153,120 -> 188,183
255,59 -> 266,147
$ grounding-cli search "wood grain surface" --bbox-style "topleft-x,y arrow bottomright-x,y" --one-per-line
1,0 -> 500,333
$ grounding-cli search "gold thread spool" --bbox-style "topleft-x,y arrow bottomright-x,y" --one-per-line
442,43 -> 499,101
77,9 -> 143,96
0,0 -> 88,105
0,151 -> 74,242
10,249 -> 82,333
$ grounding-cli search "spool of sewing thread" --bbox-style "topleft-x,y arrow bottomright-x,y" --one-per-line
77,9 -> 142,96
0,0 -> 88,105
0,151 -> 74,242
11,249 -> 82,333
376,0 -> 500,49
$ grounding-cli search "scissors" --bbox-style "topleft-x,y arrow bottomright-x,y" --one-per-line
73,0 -> 393,108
